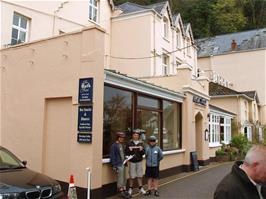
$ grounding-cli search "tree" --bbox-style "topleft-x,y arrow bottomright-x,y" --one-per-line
211,0 -> 246,35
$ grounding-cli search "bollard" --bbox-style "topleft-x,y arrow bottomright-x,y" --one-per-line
86,167 -> 91,199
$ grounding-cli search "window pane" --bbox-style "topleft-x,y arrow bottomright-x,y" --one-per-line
11,28 -> 18,39
19,31 -> 26,42
11,39 -> 17,45
89,6 -> 93,20
136,110 -> 160,146
92,0 -> 97,6
138,95 -> 159,109
103,86 -> 133,158
13,14 -> 19,26
163,101 -> 181,150
20,17 -> 27,29
93,8 -> 97,22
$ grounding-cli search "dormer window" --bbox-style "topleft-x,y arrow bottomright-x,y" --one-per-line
89,0 -> 98,22
163,17 -> 168,38
11,13 -> 29,45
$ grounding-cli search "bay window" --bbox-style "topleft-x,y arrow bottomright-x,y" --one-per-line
103,84 -> 182,157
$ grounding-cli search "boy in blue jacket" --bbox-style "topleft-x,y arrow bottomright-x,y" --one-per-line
144,135 -> 163,197
110,132 -> 130,199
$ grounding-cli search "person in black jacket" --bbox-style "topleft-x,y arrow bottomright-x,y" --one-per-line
214,145 -> 266,199
125,130 -> 146,197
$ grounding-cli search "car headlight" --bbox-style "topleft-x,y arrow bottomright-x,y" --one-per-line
0,193 -> 20,199
52,184 -> 61,194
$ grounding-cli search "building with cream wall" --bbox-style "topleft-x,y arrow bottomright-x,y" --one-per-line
0,0 -> 238,197
197,29 -> 266,126
111,2 -> 197,78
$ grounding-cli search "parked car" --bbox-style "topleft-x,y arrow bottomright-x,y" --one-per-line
0,146 -> 64,199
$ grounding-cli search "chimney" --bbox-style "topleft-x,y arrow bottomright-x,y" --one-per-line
231,39 -> 237,51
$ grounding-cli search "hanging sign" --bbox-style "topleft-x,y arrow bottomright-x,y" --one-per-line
78,106 -> 93,132
78,78 -> 93,103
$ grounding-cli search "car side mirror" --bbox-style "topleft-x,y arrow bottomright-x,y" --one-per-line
22,161 -> 27,166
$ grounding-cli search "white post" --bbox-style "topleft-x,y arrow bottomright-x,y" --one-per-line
86,167 -> 91,199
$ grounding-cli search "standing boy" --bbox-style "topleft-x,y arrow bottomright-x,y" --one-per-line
110,132 -> 129,199
125,130 -> 146,197
144,135 -> 163,197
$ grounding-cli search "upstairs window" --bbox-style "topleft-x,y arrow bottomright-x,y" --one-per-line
162,54 -> 169,76
176,31 -> 180,48
89,0 -> 98,22
11,13 -> 29,45
163,17 -> 168,38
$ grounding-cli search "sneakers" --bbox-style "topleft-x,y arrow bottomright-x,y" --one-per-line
154,190 -> 160,197
139,187 -> 146,195
128,187 -> 133,197
144,190 -> 151,196
120,191 -> 130,199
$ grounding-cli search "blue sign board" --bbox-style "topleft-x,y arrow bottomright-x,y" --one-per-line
77,133 -> 92,143
78,78 -> 93,103
78,106 -> 93,132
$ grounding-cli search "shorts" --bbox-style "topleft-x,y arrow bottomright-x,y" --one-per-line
129,161 -> 143,178
145,166 -> 159,179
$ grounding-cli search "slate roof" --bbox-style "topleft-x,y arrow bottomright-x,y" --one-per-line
117,1 -> 167,16
209,82 -> 239,96
209,104 -> 236,116
239,91 -> 259,103
196,28 -> 266,57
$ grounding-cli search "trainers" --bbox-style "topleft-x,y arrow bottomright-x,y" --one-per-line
144,190 -> 151,196
128,188 -> 133,197
120,191 -> 130,199
139,187 -> 146,195
154,190 -> 160,197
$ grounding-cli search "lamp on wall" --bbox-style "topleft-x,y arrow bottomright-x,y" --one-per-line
204,129 -> 209,141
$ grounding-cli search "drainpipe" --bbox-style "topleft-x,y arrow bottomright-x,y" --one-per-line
153,13 -> 156,76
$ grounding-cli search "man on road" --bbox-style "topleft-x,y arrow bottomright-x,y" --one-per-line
214,145 -> 266,199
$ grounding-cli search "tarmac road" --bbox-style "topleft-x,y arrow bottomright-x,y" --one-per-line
136,162 -> 234,199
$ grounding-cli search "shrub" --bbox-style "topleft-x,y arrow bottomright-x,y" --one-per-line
230,134 -> 251,158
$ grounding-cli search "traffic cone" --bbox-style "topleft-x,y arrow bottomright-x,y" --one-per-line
67,175 -> 78,199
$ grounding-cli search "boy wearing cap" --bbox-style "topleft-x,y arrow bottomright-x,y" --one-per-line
144,135 -> 163,197
110,132 -> 130,199
125,130 -> 146,196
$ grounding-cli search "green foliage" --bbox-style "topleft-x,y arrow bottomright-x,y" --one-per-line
212,0 -> 246,35
230,134 -> 251,158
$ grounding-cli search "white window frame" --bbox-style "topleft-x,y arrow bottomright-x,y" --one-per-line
162,54 -> 169,76
176,31 -> 180,48
11,12 -> 29,45
221,117 -> 231,144
88,0 -> 98,23
209,114 -> 220,146
163,17 -> 168,39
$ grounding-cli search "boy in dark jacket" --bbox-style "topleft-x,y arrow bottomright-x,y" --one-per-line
144,135 -> 163,197
110,132 -> 129,199
125,130 -> 146,196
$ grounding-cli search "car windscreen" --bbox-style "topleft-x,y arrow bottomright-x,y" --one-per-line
0,148 -> 24,169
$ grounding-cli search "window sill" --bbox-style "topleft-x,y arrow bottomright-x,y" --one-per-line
209,143 -> 222,148
88,18 -> 100,26
163,37 -> 170,43
163,149 -> 186,155
102,149 -> 186,164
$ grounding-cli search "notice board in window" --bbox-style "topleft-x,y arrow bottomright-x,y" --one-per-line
190,151 -> 199,171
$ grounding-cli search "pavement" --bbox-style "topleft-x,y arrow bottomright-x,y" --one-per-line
107,161 -> 234,199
